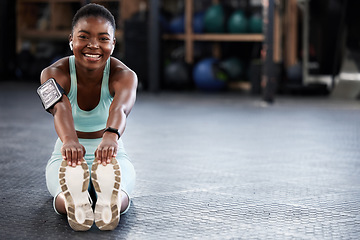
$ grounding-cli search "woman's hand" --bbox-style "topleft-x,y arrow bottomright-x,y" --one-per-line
95,132 -> 118,166
61,140 -> 86,167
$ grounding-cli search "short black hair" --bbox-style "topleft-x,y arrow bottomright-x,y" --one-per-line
72,3 -> 116,34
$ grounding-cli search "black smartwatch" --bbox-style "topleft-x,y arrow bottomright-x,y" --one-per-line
103,127 -> 121,139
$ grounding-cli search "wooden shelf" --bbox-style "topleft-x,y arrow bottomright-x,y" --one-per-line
18,0 -> 120,2
91,0 -> 121,2
18,30 -> 71,40
18,0 -> 82,3
18,29 -> 123,40
163,34 -> 264,42
228,81 -> 252,91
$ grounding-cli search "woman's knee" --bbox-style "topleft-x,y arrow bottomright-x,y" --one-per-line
46,158 -> 63,197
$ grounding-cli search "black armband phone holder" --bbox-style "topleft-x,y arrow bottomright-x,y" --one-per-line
37,78 -> 65,112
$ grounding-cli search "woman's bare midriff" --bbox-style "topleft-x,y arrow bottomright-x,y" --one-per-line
76,129 -> 105,139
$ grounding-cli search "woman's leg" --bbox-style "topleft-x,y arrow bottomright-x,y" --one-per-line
46,138 -> 136,215
46,138 -> 93,215
46,138 -> 66,214
115,139 -> 136,215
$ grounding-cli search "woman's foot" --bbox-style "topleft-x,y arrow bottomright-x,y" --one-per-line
91,157 -> 121,230
59,159 -> 94,231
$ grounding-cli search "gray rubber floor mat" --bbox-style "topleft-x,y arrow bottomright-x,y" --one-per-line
1,81 -> 360,239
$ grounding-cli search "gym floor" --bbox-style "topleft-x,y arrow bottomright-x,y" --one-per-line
1,81 -> 360,239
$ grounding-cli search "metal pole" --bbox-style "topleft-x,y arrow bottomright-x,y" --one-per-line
262,0 -> 276,103
302,0 -> 309,86
148,0 -> 160,92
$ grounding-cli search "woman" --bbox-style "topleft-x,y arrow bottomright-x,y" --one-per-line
40,3 -> 137,231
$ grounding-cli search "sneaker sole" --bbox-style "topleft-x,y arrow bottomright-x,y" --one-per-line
59,160 -> 94,231
91,157 -> 121,231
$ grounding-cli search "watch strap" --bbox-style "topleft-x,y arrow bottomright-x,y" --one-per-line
103,127 -> 121,139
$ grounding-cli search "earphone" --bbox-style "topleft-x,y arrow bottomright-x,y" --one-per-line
110,38 -> 116,55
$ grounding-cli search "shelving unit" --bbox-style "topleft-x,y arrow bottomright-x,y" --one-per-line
147,0 -> 278,95
162,0 -> 264,64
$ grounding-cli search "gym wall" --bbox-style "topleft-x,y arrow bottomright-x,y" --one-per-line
0,0 -> 16,80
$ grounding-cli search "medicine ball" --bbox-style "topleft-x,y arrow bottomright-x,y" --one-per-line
227,10 -> 248,33
287,63 -> 303,85
193,12 -> 204,33
204,4 -> 226,33
169,15 -> 184,34
219,57 -> 243,80
248,14 -> 262,33
164,60 -> 191,89
193,58 -> 227,91
159,14 -> 171,33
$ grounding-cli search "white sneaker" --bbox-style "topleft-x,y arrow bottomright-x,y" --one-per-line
91,157 -> 121,231
59,160 -> 94,231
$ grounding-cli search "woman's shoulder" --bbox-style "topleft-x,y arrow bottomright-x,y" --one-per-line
42,56 -> 70,73
108,57 -> 138,94
40,57 -> 71,92
109,57 -> 131,71
109,57 -> 137,82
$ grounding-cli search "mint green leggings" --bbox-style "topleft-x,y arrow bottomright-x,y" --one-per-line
45,138 -> 136,214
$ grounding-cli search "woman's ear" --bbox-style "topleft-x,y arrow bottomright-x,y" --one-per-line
69,41 -> 73,51
111,38 -> 116,55
69,35 -> 73,51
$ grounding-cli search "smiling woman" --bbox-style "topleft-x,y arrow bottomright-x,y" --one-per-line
38,3 -> 137,232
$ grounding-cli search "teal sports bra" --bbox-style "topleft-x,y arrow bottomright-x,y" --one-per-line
67,55 -> 113,132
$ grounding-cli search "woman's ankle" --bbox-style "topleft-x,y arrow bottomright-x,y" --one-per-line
120,191 -> 130,214
55,193 -> 67,214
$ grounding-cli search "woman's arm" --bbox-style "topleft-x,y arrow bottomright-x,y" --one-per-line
40,64 -> 85,167
95,65 -> 138,165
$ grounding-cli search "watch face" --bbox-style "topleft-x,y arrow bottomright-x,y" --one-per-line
37,78 -> 62,110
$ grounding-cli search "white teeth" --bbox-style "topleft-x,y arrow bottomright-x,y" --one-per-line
85,54 -> 100,58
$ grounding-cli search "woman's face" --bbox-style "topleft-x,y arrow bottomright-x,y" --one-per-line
71,16 -> 115,71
